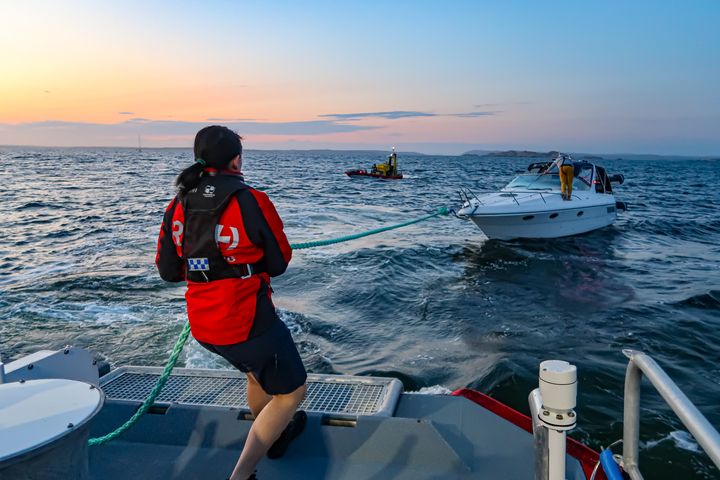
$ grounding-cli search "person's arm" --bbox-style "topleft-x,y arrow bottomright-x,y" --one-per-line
236,189 -> 292,277
156,197 -> 185,282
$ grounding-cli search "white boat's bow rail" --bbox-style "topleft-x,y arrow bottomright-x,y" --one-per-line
100,366 -> 403,417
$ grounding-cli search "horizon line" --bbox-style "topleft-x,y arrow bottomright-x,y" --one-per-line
0,143 -> 718,159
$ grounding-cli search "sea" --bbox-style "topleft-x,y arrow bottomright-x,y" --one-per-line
1,147 -> 718,479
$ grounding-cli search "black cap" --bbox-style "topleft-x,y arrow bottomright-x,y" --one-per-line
195,126 -> 242,169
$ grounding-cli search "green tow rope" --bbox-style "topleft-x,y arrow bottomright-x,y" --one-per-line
88,207 -> 449,446
88,323 -> 191,446
290,207 -> 449,249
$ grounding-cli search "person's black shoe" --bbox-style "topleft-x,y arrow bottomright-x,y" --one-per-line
267,410 -> 307,459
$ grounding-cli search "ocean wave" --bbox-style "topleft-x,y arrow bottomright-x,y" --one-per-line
643,430 -> 702,454
16,201 -> 65,210
673,290 -> 720,310
628,217 -> 720,242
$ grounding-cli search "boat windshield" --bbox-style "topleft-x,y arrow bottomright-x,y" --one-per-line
504,166 -> 593,192
504,173 -> 561,191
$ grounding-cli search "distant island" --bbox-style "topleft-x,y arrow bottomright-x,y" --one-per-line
463,150 -> 560,158
462,150 -> 609,161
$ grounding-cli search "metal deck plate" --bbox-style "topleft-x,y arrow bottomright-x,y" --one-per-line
100,367 -> 402,417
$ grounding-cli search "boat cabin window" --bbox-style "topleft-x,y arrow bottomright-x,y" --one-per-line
505,174 -> 560,190
573,164 -> 593,190
505,170 -> 590,191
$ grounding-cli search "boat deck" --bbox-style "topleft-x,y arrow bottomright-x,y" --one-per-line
100,367 -> 402,418
88,367 -> 588,479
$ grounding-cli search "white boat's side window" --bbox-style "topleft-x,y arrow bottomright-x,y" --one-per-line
505,174 -> 560,190
576,165 -> 593,189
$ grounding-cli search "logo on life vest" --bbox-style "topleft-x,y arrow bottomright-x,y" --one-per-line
215,224 -> 239,249
172,220 -> 183,247
188,258 -> 210,271
203,185 -> 216,198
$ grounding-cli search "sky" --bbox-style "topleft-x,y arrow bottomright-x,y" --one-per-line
0,1 -> 718,155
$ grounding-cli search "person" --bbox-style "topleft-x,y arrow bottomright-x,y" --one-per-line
156,126 -> 307,480
557,154 -> 574,200
386,153 -> 394,176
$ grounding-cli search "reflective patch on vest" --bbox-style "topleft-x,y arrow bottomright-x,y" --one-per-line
188,258 -> 210,271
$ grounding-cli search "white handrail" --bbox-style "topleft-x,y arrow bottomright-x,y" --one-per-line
622,349 -> 720,479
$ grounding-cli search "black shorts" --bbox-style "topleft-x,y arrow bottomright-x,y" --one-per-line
199,320 -> 307,395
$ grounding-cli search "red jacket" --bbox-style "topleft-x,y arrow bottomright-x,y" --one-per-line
156,171 -> 292,345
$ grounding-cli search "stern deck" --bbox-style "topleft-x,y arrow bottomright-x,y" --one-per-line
89,367 -> 588,479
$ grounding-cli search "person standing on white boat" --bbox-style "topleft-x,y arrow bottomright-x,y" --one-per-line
156,126 -> 307,480
557,154 -> 575,200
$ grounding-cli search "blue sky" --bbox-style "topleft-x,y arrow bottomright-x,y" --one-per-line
0,1 -> 718,154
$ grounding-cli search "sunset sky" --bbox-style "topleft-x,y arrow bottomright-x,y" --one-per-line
1,1 -> 718,154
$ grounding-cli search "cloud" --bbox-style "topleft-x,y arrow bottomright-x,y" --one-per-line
118,111 -> 134,115
0,118 -> 380,146
121,118 -> 377,135
321,110 -> 499,121
474,101 -> 530,108
320,111 -> 436,121
449,111 -> 499,118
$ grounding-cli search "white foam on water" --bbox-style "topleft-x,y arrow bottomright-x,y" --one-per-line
181,308 -> 307,368
83,304 -> 144,324
11,302 -> 77,321
277,308 -> 305,336
669,431 -> 702,453
183,337 -> 232,370
0,262 -> 76,287
407,385 -> 453,395
643,430 -> 702,453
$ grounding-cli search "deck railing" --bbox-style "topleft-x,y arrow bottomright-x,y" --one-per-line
530,352 -> 720,480
621,349 -> 720,479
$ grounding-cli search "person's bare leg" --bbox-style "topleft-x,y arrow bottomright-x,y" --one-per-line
245,373 -> 272,418
229,384 -> 307,480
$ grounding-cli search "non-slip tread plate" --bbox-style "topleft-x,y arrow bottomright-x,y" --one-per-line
101,369 -> 398,416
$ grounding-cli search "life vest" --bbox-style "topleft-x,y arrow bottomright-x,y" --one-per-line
180,173 -> 260,282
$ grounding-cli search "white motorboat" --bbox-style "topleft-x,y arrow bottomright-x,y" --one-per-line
456,155 -> 627,240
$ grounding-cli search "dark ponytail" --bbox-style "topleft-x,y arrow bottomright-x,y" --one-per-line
175,125 -> 243,195
175,162 -> 206,195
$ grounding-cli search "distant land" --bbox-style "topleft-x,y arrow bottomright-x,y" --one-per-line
462,150 -> 600,160
460,149 -> 718,161
463,149 -> 559,158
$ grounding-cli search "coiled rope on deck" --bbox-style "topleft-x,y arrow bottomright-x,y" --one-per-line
88,207 -> 450,446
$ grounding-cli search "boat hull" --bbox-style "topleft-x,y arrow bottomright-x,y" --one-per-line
345,170 -> 403,180
469,203 -> 617,240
